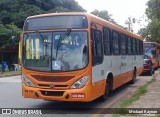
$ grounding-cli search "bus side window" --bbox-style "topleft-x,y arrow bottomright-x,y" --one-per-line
112,31 -> 119,55
127,36 -> 131,55
140,40 -> 143,55
136,40 -> 140,55
103,27 -> 111,55
132,38 -> 136,55
120,33 -> 126,55
91,28 -> 103,66
142,41 -> 144,55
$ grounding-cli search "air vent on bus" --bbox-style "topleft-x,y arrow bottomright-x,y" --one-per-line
38,84 -> 68,88
31,75 -> 74,82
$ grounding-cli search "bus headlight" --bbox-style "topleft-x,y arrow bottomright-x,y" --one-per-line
71,75 -> 90,89
22,74 -> 35,87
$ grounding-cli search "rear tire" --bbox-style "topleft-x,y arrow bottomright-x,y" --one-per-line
148,66 -> 154,76
130,69 -> 136,84
148,69 -> 152,76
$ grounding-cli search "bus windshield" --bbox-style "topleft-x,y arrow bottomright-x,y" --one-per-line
144,45 -> 156,58
23,31 -> 88,72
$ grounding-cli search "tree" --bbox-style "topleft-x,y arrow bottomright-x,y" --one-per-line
90,9 -> 125,29
91,10 -> 112,21
0,24 -> 21,47
138,0 -> 160,42
124,17 -> 136,33
0,0 -> 86,48
0,0 -> 86,29
146,0 -> 160,20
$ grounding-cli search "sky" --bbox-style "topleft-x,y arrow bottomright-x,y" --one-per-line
76,0 -> 149,33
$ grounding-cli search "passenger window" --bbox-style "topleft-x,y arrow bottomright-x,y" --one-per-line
113,31 -> 119,55
120,34 -> 126,55
127,37 -> 131,55
136,40 -> 140,55
132,38 -> 136,55
103,27 -> 111,55
140,41 -> 143,55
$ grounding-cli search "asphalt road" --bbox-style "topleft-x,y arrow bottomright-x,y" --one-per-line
0,69 -> 159,117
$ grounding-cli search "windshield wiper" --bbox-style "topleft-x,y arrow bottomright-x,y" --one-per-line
35,30 -> 44,41
145,46 -> 152,53
56,29 -> 71,58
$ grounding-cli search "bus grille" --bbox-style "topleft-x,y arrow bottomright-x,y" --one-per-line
38,84 -> 68,89
41,91 -> 64,96
31,75 -> 74,82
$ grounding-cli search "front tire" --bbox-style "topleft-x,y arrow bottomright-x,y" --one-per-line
99,80 -> 110,101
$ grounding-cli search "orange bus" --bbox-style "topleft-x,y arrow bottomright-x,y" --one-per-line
143,42 -> 160,74
20,12 -> 143,102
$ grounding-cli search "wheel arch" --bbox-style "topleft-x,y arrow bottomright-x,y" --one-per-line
105,71 -> 113,91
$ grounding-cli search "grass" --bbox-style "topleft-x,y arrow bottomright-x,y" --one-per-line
112,74 -> 157,116
154,114 -> 160,117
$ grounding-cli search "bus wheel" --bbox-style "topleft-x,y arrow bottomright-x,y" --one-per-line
130,69 -> 136,84
149,65 -> 154,76
99,80 -> 110,101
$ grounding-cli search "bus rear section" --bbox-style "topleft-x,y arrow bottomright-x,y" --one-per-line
21,12 -> 143,102
143,42 -> 160,75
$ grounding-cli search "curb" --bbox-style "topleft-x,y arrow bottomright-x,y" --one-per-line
0,72 -> 21,78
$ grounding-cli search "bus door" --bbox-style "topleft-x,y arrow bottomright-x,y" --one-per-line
91,27 -> 104,83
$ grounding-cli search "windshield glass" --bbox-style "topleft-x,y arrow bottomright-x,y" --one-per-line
144,46 -> 156,58
23,31 -> 88,72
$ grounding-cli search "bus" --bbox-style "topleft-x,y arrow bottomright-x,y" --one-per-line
20,12 -> 143,102
143,42 -> 160,74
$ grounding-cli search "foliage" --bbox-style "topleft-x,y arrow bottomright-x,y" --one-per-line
91,10 -> 113,22
114,74 -> 157,116
0,0 -> 86,47
138,0 -> 160,42
0,23 -> 21,47
0,0 -> 86,29
146,0 -> 160,20
125,17 -> 136,33
91,9 -> 125,29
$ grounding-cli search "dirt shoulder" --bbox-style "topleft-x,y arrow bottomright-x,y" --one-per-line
128,74 -> 160,108
123,74 -> 160,116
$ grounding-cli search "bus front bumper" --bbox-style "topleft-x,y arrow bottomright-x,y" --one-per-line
22,83 -> 94,102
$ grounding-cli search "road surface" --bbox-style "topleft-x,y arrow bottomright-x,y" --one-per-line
0,69 -> 159,117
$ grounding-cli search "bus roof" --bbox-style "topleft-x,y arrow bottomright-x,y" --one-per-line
143,42 -> 158,44
26,12 -> 143,41
27,12 -> 89,19
89,13 -> 143,41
